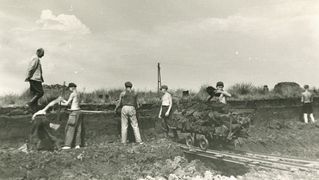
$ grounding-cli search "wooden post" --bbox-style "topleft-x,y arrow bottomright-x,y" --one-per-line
157,62 -> 161,94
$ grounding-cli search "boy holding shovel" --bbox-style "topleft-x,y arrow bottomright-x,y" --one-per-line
60,83 -> 84,150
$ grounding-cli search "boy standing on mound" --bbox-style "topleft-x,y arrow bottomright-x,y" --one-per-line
60,83 -> 84,150
301,85 -> 316,124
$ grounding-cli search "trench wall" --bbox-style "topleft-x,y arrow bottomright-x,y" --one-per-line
1,98 -> 318,141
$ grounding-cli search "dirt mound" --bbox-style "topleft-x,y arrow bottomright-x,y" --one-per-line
273,82 -> 302,97
170,101 -> 254,147
236,120 -> 319,158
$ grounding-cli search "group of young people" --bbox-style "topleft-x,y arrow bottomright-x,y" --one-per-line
24,48 -> 182,149
25,48 -> 315,151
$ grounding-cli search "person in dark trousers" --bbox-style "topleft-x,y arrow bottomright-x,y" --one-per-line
60,83 -> 84,150
25,48 -> 45,111
114,81 -> 143,145
301,85 -> 316,123
158,85 -> 178,138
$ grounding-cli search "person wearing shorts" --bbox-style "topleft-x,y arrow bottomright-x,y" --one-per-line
301,85 -> 315,123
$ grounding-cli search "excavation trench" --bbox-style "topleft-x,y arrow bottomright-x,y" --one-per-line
1,100 -> 319,179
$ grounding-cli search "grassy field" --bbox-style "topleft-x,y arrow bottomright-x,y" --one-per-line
0,82 -> 317,106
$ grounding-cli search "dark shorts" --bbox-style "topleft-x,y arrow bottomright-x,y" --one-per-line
161,106 -> 171,119
303,103 -> 313,114
161,106 -> 171,131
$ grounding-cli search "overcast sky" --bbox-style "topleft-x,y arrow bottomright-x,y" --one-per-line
0,0 -> 318,94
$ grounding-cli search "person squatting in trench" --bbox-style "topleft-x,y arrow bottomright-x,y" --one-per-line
31,97 -> 63,150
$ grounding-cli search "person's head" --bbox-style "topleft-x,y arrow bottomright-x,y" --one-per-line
160,85 -> 168,93
304,85 -> 309,90
125,81 -> 133,90
68,83 -> 77,91
36,48 -> 44,58
216,81 -> 224,90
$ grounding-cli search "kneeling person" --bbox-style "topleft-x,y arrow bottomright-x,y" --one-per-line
61,83 -> 84,150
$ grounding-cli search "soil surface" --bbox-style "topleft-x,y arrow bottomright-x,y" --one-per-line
1,137 -> 319,180
2,100 -> 319,179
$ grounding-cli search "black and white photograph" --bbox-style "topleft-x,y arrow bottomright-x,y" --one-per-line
0,0 -> 319,179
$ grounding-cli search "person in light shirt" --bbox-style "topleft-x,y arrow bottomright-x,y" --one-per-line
25,48 -> 45,111
60,83 -> 84,150
215,81 -> 231,104
158,85 -> 177,138
301,85 -> 315,124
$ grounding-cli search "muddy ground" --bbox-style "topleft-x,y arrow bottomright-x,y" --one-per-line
1,102 -> 319,179
1,136 -> 319,180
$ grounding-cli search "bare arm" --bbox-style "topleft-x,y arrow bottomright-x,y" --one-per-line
61,93 -> 74,106
166,94 -> 173,115
222,91 -> 231,97
32,97 -> 62,120
114,92 -> 124,111
301,94 -> 304,103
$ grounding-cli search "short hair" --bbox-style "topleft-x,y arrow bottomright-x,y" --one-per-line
216,81 -> 224,88
125,81 -> 133,88
68,83 -> 77,88
304,85 -> 309,89
36,48 -> 44,57
160,85 -> 168,90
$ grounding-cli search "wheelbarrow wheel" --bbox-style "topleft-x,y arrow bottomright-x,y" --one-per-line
199,136 -> 209,151
185,134 -> 195,147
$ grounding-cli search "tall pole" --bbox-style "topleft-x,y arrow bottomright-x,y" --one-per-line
157,62 -> 161,94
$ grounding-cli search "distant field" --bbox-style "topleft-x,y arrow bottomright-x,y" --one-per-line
0,82 -> 318,106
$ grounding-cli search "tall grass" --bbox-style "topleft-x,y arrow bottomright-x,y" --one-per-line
227,83 -> 267,100
1,82 -> 317,106
196,82 -> 315,101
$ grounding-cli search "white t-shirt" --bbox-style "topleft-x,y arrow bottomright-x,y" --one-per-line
161,92 -> 172,106
69,91 -> 80,110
